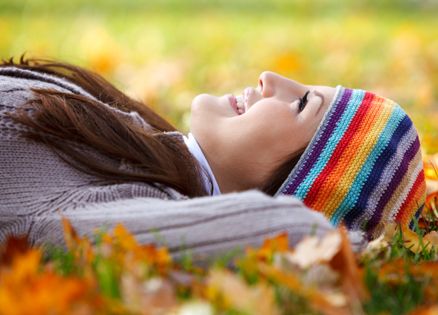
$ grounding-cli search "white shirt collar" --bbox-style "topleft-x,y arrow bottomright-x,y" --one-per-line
183,133 -> 221,196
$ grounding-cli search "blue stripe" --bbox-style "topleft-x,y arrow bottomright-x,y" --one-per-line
278,87 -> 350,195
331,104 -> 405,225
344,114 -> 413,228
293,89 -> 366,199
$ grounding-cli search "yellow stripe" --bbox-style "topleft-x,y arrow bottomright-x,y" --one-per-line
313,97 -> 392,217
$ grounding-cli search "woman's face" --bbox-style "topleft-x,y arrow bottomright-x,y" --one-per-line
190,71 -> 336,193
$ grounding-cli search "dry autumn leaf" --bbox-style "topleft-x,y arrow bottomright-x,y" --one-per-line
378,259 -> 438,304
249,232 -> 289,262
121,275 -> 178,315
424,192 -> 438,221
62,216 -> 81,250
404,228 -> 438,254
285,230 -> 342,269
424,154 -> 438,181
329,227 -> 368,314
0,234 -> 30,266
257,262 -> 350,315
424,155 -> 438,195
424,231 -> 438,248
176,301 -> 214,315
301,264 -> 340,288
409,305 -> 438,315
0,248 -> 105,315
360,223 -> 398,261
207,268 -> 280,315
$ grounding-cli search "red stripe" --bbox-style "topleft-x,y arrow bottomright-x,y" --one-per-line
395,169 -> 425,222
304,92 -> 375,209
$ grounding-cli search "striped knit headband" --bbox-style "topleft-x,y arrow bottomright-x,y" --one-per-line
275,86 -> 426,240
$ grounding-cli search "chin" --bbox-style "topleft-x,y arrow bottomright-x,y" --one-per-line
191,93 -> 217,110
192,93 -> 231,118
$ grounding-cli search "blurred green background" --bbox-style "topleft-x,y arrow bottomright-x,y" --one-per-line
1,0 -> 437,153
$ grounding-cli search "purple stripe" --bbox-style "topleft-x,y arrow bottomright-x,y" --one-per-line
283,88 -> 353,194
366,135 -> 420,232
344,115 -> 412,227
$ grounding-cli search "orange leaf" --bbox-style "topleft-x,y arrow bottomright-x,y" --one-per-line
408,305 -> 438,315
0,234 -> 30,266
10,249 -> 42,281
113,224 -> 138,251
424,155 -> 438,181
62,217 -> 81,250
250,232 -> 289,262
330,227 -> 368,304
424,192 -> 438,220
403,226 -> 438,254
141,245 -> 172,270
257,262 -> 349,315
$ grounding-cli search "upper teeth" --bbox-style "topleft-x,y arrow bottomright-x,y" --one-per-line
236,95 -> 245,112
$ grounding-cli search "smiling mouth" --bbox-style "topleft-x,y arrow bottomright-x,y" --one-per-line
228,95 -> 246,115
228,95 -> 239,115
228,95 -> 242,115
236,95 -> 245,114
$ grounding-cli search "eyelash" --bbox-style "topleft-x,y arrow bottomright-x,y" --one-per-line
298,91 -> 310,112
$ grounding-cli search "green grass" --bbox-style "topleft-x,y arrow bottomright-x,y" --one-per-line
363,265 -> 428,315
36,216 -> 438,314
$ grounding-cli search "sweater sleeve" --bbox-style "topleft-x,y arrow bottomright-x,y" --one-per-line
25,190 -> 345,261
0,68 -> 367,262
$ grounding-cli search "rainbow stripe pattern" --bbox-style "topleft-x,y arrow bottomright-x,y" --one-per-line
275,86 -> 426,239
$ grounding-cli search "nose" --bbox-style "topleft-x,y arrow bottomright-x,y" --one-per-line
258,71 -> 276,97
258,71 -> 308,98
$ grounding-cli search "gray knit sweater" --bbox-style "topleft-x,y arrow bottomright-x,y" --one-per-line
0,67 -> 356,260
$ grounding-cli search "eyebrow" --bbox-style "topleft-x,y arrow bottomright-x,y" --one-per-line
313,90 -> 325,116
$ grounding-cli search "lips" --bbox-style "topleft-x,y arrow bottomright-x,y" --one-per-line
235,95 -> 245,113
228,95 -> 240,115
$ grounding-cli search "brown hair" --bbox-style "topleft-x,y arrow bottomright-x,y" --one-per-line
261,149 -> 304,195
1,56 -> 302,197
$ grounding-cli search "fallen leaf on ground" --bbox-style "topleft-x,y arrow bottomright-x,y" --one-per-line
285,231 -> 341,269
207,268 -> 280,315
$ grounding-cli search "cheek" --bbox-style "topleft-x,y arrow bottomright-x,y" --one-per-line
237,109 -> 308,157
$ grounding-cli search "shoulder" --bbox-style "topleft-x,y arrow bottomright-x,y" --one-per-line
0,66 -> 154,132
0,66 -> 96,118
0,66 -> 94,98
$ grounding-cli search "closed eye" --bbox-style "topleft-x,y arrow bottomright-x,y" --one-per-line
298,91 -> 310,113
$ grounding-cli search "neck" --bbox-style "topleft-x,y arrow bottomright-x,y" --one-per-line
206,153 -> 263,193
183,133 -> 221,195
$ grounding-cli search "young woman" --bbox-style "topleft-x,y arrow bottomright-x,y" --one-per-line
0,57 -> 425,259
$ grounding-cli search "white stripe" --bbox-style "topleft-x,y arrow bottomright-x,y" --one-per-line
389,158 -> 423,221
351,125 -> 417,229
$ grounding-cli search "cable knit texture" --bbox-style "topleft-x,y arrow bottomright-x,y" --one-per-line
0,67 -> 349,259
